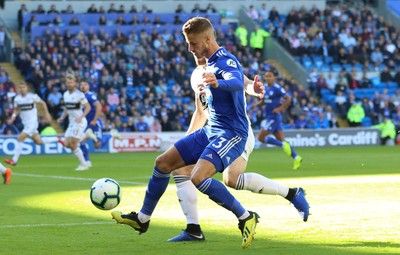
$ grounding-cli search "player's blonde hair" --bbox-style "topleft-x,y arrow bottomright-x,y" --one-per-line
65,73 -> 76,81
182,17 -> 215,38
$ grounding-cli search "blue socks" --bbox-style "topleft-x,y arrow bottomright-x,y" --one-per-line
140,167 -> 170,216
264,136 -> 283,147
100,134 -> 112,148
80,143 -> 89,161
196,178 -> 246,218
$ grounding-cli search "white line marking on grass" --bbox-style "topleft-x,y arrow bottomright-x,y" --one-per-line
310,195 -> 400,204
0,222 -> 112,229
13,172 -> 147,185
279,174 -> 400,185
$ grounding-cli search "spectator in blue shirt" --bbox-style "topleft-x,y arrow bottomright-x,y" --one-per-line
135,116 -> 149,132
295,114 -> 308,129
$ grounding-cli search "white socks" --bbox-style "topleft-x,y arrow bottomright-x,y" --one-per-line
173,175 -> 200,224
12,141 -> 24,163
236,173 -> 289,197
0,163 -> 6,173
138,212 -> 151,223
73,148 -> 86,165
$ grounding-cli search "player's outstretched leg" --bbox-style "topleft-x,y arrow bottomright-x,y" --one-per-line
110,129 -> 122,140
289,188 -> 310,221
111,167 -> 170,234
168,175 -> 205,242
168,229 -> 205,242
111,211 -> 149,234
282,141 -> 302,170
85,128 -> 98,143
238,211 -> 260,249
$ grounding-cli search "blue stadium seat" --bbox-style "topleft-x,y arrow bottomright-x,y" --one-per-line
324,56 -> 334,64
302,59 -> 313,70
361,117 -> 372,127
313,56 -> 323,68
320,89 -> 332,96
331,63 -> 342,72
167,79 -> 175,86
374,82 -> 387,89
343,63 -> 353,72
371,77 -> 380,86
353,63 -> 363,72
388,82 -> 398,89
320,64 -> 331,72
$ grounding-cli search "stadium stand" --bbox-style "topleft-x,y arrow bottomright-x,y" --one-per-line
1,1 -> 399,134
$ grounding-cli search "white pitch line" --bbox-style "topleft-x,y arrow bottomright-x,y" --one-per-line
13,172 -> 147,185
0,222 -> 112,229
310,195 -> 400,204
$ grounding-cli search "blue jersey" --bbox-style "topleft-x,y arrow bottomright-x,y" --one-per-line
85,91 -> 104,133
263,83 -> 287,118
205,48 -> 249,139
85,91 -> 99,123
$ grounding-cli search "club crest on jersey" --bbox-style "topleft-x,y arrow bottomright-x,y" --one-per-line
226,59 -> 237,68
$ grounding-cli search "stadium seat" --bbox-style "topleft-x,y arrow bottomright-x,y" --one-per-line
371,77 -> 380,86
320,64 -> 331,72
343,63 -> 352,72
331,64 -> 342,72
313,56 -> 323,68
361,117 -> 372,127
320,89 -> 332,96
324,56 -> 334,64
388,82 -> 398,89
374,82 -> 387,89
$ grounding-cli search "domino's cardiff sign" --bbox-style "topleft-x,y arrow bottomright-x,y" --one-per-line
256,128 -> 380,148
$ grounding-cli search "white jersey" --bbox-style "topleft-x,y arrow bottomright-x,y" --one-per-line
63,89 -> 88,123
14,92 -> 41,125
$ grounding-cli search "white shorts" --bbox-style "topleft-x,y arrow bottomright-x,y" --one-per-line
22,121 -> 39,137
65,119 -> 87,140
241,127 -> 255,161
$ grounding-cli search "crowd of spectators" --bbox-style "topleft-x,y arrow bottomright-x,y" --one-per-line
1,2 -> 399,137
246,2 -> 400,130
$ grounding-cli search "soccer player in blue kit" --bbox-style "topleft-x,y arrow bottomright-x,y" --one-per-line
111,17 -> 259,249
257,70 -> 303,170
79,81 -> 121,167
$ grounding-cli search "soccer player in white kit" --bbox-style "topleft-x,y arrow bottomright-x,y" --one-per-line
4,81 -> 59,166
57,74 -> 91,171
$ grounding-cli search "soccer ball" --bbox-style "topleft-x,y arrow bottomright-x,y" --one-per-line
90,178 -> 121,210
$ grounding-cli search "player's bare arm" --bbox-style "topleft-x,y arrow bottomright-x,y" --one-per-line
244,75 -> 265,98
91,101 -> 102,126
38,99 -> 52,122
186,96 -> 207,135
57,108 -> 67,123
10,108 -> 20,123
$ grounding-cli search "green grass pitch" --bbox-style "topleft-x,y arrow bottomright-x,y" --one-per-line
1,146 -> 399,255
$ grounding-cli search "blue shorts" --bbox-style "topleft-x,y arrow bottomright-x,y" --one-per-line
175,128 -> 246,173
261,115 -> 282,134
86,119 -> 104,141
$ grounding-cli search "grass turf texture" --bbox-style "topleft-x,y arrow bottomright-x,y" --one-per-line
1,146 -> 399,255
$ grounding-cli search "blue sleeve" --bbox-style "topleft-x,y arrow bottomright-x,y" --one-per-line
215,58 -> 244,91
217,72 -> 243,91
86,93 -> 98,105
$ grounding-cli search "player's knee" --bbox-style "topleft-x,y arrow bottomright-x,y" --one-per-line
154,154 -> 172,172
224,177 -> 237,189
257,134 -> 265,142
